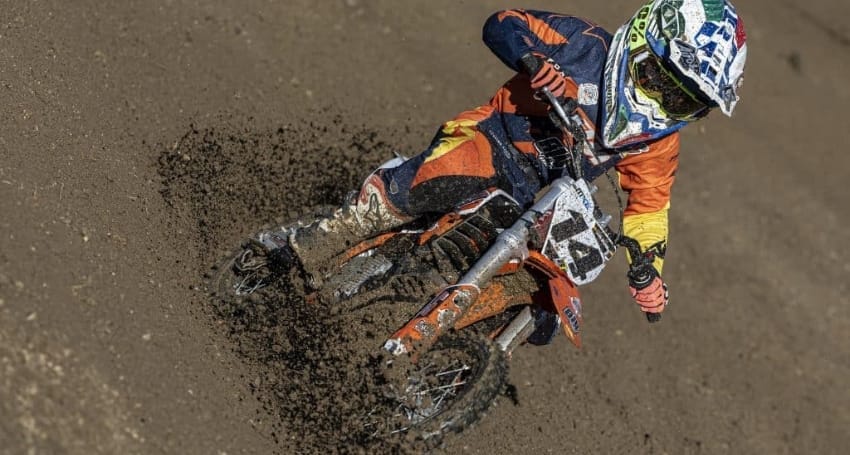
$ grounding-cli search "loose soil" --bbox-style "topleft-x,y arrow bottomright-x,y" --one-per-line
1,1 -> 848,454
157,121 -> 435,453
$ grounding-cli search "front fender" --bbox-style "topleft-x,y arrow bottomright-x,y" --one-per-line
525,251 -> 584,348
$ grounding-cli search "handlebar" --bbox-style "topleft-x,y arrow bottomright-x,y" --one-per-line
519,53 -> 543,76
520,53 -> 659,324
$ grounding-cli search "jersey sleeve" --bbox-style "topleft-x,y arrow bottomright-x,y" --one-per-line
615,133 -> 680,275
482,9 -> 574,71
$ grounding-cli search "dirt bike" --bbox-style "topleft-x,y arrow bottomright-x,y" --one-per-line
210,54 -> 656,444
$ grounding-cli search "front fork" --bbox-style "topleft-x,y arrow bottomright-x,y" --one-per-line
383,177 -> 584,357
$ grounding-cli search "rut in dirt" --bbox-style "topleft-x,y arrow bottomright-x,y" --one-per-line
155,115 -> 457,453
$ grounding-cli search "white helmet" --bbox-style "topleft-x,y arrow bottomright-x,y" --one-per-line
602,0 -> 747,146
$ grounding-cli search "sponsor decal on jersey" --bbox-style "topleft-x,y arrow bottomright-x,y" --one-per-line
577,83 -> 599,106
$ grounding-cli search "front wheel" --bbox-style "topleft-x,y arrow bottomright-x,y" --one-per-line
377,333 -> 507,445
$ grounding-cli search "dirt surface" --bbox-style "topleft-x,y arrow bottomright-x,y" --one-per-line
1,0 -> 848,454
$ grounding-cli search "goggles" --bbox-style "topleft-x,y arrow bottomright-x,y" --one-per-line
629,48 -> 711,121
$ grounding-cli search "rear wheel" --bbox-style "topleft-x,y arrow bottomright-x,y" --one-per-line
210,242 -> 277,299
206,205 -> 336,303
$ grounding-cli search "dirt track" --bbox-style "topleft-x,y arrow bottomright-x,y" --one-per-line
1,0 -> 848,454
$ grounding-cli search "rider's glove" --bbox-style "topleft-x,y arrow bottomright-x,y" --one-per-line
628,265 -> 668,314
529,54 -> 567,98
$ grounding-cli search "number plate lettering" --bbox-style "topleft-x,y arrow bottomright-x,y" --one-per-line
542,181 -> 615,285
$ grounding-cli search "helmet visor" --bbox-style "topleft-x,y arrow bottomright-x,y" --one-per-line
630,49 -> 710,120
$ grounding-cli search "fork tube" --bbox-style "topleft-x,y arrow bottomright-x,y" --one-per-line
494,306 -> 535,353
384,176 -> 581,356
458,176 -> 576,288
386,178 -> 581,357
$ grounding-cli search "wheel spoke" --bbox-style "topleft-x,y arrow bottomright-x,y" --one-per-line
413,380 -> 467,396
435,365 -> 470,377
366,337 -> 501,441
234,272 -> 267,295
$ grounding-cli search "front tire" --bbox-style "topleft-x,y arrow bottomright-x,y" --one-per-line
381,333 -> 507,445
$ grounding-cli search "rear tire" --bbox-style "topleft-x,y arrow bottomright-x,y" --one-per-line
206,205 -> 334,302
209,246 -> 281,301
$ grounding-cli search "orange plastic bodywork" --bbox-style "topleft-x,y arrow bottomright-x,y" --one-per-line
384,249 -> 585,355
416,213 -> 464,245
454,280 -> 532,330
336,208 -> 469,265
524,251 -> 583,348
385,283 -> 481,354
337,232 -> 398,264
417,192 -> 499,245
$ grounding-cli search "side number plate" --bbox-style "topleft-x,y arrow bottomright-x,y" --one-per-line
542,180 -> 615,285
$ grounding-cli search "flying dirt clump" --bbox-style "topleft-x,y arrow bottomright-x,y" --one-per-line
156,117 -> 438,453
157,115 -> 402,257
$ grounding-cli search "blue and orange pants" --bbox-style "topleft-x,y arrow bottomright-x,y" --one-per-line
377,106 -> 543,218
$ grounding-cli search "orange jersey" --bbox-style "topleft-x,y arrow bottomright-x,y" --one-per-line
379,9 -> 680,273
483,9 -> 677,271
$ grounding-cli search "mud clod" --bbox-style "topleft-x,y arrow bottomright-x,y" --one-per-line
158,119 -> 435,453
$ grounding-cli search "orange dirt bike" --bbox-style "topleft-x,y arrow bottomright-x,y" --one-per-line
211,54 -> 654,442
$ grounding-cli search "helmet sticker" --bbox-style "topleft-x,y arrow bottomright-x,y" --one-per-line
720,84 -> 736,104
628,5 -> 652,50
734,16 -> 747,49
674,41 -> 700,73
702,0 -> 725,21
658,0 -> 686,39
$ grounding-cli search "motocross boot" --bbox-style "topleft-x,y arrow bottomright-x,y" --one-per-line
289,172 -> 410,287
241,171 -> 410,289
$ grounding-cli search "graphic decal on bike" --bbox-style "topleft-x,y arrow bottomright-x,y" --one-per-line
563,306 -> 580,333
542,180 -> 615,285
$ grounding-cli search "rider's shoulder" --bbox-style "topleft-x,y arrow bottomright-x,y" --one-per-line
614,132 -> 681,161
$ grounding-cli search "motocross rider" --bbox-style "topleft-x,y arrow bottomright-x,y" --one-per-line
246,0 -> 747,318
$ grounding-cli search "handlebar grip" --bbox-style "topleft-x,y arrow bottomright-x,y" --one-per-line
519,53 -> 542,77
645,312 -> 662,323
